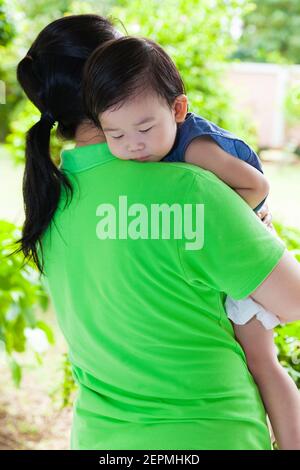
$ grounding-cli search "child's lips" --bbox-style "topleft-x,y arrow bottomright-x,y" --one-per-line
135,155 -> 150,161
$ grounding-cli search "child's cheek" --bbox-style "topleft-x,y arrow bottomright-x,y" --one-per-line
106,141 -> 115,155
153,129 -> 166,152
157,129 -> 175,155
106,142 -> 117,158
106,139 -> 119,158
113,144 -> 129,160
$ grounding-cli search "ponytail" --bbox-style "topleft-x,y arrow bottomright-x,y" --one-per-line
12,112 -> 73,274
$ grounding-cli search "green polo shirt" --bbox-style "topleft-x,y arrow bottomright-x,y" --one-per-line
41,142 -> 285,450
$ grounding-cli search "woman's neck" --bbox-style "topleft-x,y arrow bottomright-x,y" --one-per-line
74,121 -> 106,147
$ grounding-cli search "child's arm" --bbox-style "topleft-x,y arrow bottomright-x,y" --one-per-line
185,136 -> 270,210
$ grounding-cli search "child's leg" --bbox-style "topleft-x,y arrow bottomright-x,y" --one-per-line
234,317 -> 300,450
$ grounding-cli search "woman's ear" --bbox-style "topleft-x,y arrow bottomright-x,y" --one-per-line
173,95 -> 188,123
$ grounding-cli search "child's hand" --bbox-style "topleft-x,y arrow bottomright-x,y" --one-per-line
257,202 -> 272,225
257,202 -> 276,234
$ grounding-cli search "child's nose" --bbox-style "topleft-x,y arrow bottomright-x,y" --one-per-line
127,140 -> 145,153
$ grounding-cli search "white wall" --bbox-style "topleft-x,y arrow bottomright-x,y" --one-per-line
226,62 -> 300,148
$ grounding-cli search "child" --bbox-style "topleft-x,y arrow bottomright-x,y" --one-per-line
83,36 -> 300,449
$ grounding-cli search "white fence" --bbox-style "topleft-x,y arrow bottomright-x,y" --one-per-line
226,62 -> 300,148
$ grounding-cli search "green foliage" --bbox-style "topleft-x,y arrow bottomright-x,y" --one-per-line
49,352 -> 78,409
2,0 -> 258,159
273,221 -> 300,387
274,221 -> 300,262
60,353 -> 78,408
0,0 -> 71,140
285,82 -> 300,128
234,0 -> 300,64
111,0 -> 257,146
0,0 -> 15,46
275,323 -> 300,387
0,219 -> 54,387
0,0 -> 113,143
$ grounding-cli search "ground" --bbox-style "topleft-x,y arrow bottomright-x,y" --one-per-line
0,307 -> 73,450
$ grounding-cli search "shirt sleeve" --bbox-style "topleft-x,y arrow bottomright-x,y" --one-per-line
178,169 -> 285,299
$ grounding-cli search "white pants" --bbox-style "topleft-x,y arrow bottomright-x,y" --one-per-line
225,296 -> 281,330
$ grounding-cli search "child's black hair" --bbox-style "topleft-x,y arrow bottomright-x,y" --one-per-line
83,36 -> 185,127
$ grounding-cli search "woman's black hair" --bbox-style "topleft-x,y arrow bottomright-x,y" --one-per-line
13,14 -> 120,274
83,36 -> 185,127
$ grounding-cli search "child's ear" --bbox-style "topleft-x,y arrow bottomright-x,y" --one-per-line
173,95 -> 188,123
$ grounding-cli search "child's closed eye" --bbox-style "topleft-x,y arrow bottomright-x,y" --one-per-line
139,127 -> 153,133
111,127 -> 153,139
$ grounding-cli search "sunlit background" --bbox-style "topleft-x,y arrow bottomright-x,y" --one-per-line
0,0 -> 299,449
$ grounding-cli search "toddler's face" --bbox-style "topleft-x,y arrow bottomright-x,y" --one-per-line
99,92 -> 178,162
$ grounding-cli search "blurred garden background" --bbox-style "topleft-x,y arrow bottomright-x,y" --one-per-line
0,0 -> 300,449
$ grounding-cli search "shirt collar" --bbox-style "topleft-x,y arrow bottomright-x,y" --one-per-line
60,142 -> 116,173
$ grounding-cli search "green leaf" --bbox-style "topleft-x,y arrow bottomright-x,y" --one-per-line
9,357 -> 22,388
36,321 -> 55,345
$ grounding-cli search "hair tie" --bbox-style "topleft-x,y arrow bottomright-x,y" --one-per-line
40,111 -> 56,128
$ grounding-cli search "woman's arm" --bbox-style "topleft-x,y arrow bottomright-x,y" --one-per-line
185,136 -> 270,209
250,250 -> 300,323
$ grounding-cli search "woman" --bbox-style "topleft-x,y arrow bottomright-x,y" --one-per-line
15,15 -> 300,450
